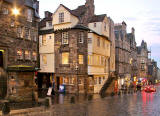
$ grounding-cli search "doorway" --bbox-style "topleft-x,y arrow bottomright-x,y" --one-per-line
0,51 -> 3,68
56,77 -> 60,90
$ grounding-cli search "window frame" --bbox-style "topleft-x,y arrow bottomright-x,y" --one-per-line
79,32 -> 84,43
79,54 -> 84,64
59,12 -> 64,23
62,52 -> 69,64
62,32 -> 69,44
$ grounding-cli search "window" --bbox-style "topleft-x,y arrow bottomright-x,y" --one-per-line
88,38 -> 92,43
79,32 -> 84,43
88,55 -> 92,65
25,50 -> 31,60
42,55 -> 47,64
99,77 -> 101,84
97,38 -> 100,47
33,34 -> 37,42
63,77 -> 69,84
78,79 -> 82,85
2,7 -> 8,14
62,32 -> 68,44
94,23 -> 96,27
59,12 -> 64,23
17,49 -> 23,60
42,36 -> 46,45
62,52 -> 69,64
69,77 -> 74,85
47,21 -> 52,27
25,28 -> 31,40
48,36 -> 52,39
27,9 -> 32,22
32,52 -> 37,61
104,22 -> 106,31
141,59 -> 145,63
79,55 -> 84,64
17,26 -> 24,38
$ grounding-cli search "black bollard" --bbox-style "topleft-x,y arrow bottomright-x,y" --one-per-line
70,96 -> 75,104
2,101 -> 10,115
44,98 -> 50,108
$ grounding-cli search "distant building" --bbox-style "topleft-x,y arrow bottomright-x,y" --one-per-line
114,22 -> 131,88
137,40 -> 149,79
0,0 -> 39,100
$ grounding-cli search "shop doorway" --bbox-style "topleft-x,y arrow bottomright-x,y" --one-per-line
56,77 -> 60,90
0,51 -> 3,68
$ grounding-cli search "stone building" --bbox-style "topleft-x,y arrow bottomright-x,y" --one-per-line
50,0 -> 112,94
38,11 -> 55,92
0,0 -> 39,100
114,22 -> 131,88
127,28 -> 138,79
137,40 -> 149,80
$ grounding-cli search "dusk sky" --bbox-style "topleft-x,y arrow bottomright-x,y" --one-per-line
39,0 -> 160,67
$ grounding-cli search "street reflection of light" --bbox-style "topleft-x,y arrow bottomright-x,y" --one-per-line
12,8 -> 20,16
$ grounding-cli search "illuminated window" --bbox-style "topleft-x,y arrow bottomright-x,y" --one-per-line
17,49 -> 23,60
32,52 -> 37,61
2,7 -> 8,15
97,38 -> 100,47
62,52 -> 69,64
42,36 -> 46,45
25,50 -> 31,60
79,32 -> 84,43
59,12 -> 64,23
79,55 -> 84,64
88,55 -> 92,65
62,32 -> 68,44
42,55 -> 47,64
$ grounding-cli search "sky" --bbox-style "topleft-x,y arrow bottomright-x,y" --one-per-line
38,0 -> 160,67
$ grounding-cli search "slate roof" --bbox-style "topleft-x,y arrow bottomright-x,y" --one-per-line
72,24 -> 90,31
71,5 -> 87,17
39,17 -> 52,28
89,14 -> 106,23
39,29 -> 54,35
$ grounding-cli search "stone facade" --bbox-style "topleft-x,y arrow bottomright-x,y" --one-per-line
114,22 -> 131,86
137,40 -> 149,79
0,0 -> 39,100
54,29 -> 88,93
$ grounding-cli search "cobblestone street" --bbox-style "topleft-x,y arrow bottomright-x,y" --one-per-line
1,84 -> 160,116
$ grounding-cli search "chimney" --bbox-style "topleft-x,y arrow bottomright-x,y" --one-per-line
131,27 -> 135,34
44,11 -> 52,18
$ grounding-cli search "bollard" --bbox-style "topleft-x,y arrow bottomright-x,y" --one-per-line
110,92 -> 115,97
70,96 -> 75,104
88,94 -> 93,101
44,98 -> 50,108
2,101 -> 10,115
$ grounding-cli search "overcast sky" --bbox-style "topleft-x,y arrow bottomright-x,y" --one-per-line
39,0 -> 160,67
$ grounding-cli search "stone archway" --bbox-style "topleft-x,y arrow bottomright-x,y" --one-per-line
0,68 -> 7,99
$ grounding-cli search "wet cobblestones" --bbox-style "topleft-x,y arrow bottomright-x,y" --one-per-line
1,85 -> 160,116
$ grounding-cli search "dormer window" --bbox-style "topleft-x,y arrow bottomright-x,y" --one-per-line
94,23 -> 96,27
59,12 -> 64,23
47,21 -> 52,27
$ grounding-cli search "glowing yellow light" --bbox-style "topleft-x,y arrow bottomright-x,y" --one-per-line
12,8 -> 20,16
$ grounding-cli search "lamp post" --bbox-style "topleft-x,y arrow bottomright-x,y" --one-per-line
75,63 -> 79,94
12,7 -> 20,16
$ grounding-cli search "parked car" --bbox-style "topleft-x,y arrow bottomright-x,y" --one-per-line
144,85 -> 156,92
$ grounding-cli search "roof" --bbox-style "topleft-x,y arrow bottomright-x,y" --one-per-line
72,24 -> 90,31
89,14 -> 106,23
39,17 -> 52,28
39,29 -> 54,35
71,5 -> 87,17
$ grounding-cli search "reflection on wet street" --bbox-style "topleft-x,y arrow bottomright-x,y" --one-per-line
48,85 -> 160,116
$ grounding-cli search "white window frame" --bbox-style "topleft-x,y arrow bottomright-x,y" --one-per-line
62,32 -> 68,44
79,32 -> 84,43
59,12 -> 64,23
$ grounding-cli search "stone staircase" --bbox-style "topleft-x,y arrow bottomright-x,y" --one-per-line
99,74 -> 116,96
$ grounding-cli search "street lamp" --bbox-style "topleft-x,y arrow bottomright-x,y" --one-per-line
12,7 -> 20,16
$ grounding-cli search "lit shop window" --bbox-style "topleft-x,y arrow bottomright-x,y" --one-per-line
62,52 -> 69,64
79,55 -> 84,64
42,55 -> 47,65
25,50 -> 31,60
17,49 -> 23,60
32,52 -> 37,61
